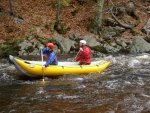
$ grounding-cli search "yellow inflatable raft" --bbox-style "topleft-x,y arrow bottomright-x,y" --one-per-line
9,55 -> 110,77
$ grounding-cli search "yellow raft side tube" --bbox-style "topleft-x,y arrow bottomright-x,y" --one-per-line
14,57 -> 110,77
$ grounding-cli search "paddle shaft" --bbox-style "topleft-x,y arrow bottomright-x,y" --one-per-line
74,50 -> 80,60
41,50 -> 44,81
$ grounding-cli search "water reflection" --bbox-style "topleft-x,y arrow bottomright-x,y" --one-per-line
0,53 -> 150,112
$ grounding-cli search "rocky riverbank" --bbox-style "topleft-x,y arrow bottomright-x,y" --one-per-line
0,32 -> 150,58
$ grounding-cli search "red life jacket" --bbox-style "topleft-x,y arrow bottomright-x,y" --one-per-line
76,46 -> 91,64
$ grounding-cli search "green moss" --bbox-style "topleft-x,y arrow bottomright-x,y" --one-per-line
62,0 -> 71,6
0,37 -> 22,57
0,43 -> 19,57
102,18 -> 115,26
54,21 -> 70,34
91,45 -> 108,54
87,18 -> 99,34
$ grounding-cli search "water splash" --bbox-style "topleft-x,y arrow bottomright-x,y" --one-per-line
36,87 -> 45,94
128,59 -> 141,67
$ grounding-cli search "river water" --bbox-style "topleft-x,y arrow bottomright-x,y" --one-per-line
0,53 -> 150,113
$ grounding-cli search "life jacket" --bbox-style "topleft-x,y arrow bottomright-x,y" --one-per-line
76,46 -> 91,64
45,51 -> 58,62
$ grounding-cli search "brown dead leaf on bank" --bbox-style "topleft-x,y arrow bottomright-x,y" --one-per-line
0,0 -> 149,43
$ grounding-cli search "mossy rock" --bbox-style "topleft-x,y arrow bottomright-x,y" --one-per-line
0,43 -> 19,58
0,37 -> 22,57
91,45 -> 108,54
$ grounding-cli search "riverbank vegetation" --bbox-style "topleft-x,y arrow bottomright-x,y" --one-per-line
0,0 -> 150,57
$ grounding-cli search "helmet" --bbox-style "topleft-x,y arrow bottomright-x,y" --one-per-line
46,43 -> 54,49
80,40 -> 86,45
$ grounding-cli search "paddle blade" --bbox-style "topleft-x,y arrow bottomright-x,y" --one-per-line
40,80 -> 46,85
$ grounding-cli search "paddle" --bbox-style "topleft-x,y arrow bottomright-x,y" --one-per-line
73,50 -> 80,60
74,50 -> 80,61
41,50 -> 45,83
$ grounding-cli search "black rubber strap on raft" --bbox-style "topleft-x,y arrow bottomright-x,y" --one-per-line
80,65 -> 82,68
61,66 -> 64,69
24,61 -> 31,64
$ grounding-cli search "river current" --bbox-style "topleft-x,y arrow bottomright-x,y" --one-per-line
0,53 -> 150,113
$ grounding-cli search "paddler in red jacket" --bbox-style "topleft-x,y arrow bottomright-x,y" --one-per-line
73,40 -> 91,65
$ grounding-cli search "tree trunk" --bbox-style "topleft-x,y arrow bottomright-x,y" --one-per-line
96,0 -> 104,29
56,0 -> 61,22
8,0 -> 13,13
87,0 -> 105,35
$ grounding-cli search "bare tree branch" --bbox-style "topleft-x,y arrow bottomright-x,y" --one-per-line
130,0 -> 148,9
108,0 -> 132,29
110,8 -> 132,29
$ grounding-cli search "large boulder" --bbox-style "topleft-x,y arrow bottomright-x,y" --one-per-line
81,35 -> 100,47
142,18 -> 150,35
130,36 -> 150,53
48,35 -> 76,54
